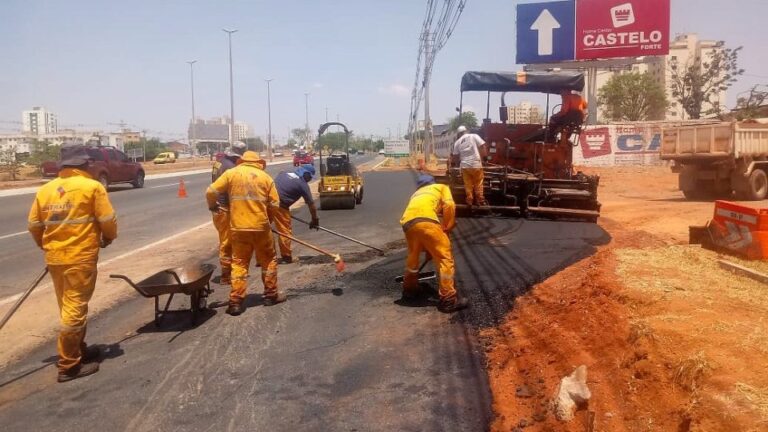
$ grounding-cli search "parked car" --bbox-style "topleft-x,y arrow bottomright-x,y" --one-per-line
153,152 -> 176,164
293,151 -> 314,166
272,151 -> 285,158
378,149 -> 386,155
41,145 -> 145,188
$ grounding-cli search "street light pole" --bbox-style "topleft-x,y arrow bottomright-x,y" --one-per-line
265,78 -> 274,161
186,60 -> 197,155
223,28 -> 238,148
304,92 -> 310,149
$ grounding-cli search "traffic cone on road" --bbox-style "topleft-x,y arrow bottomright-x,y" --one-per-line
178,178 -> 188,198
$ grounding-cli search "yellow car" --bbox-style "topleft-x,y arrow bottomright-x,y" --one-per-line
153,152 -> 177,164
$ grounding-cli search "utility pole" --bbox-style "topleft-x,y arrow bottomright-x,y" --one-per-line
265,78 -> 274,161
223,28 -> 238,147
423,32 -> 434,165
186,60 -> 197,155
304,92 -> 310,149
325,106 -> 329,123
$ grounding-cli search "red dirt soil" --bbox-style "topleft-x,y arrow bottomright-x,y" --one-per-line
483,166 -> 768,432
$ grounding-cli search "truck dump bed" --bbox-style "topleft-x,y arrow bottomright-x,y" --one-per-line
661,122 -> 768,160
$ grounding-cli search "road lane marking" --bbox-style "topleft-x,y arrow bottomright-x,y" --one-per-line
149,181 -> 193,189
0,231 -> 27,241
0,220 -> 213,307
371,157 -> 389,170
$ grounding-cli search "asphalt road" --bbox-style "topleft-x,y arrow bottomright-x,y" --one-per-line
0,164 -> 609,431
0,155 -> 375,301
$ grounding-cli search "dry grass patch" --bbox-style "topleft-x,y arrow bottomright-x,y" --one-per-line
673,351 -> 713,392
735,383 -> 768,421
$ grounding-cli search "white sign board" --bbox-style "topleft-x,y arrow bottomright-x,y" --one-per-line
384,139 -> 409,156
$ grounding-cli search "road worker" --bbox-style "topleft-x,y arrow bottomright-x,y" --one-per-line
273,164 -> 320,263
206,151 -> 285,316
210,141 -> 247,284
399,174 -> 469,313
549,90 -> 588,134
27,146 -> 118,382
451,125 -> 487,207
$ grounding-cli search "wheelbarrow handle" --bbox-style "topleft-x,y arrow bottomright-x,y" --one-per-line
0,267 -> 49,332
109,274 -> 139,290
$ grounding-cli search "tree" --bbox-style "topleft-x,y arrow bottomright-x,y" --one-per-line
0,146 -> 22,181
125,138 -> 167,161
598,72 -> 668,121
734,85 -> 768,120
27,139 -> 60,167
244,137 -> 265,152
286,138 -> 298,148
669,44 -> 744,119
317,132 -> 349,152
447,111 -> 478,131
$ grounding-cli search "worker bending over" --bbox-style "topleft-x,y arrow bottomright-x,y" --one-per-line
451,125 -> 487,207
206,151 -> 285,316
399,174 -> 469,313
273,164 -> 320,263
28,147 -> 118,382
549,90 -> 587,134
210,141 -> 247,284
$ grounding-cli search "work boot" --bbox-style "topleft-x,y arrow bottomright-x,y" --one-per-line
263,293 -> 287,306
225,302 -> 244,316
81,345 -> 102,363
57,362 -> 99,383
437,296 -> 470,314
279,256 -> 294,265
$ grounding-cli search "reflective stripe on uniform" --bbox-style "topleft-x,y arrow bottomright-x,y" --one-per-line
207,185 -> 223,195
28,220 -> 44,228
230,194 -> 269,203
440,272 -> 454,280
97,213 -> 116,223
406,267 -> 419,273
43,216 -> 95,226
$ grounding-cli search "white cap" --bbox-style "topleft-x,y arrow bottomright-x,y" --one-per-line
457,126 -> 467,133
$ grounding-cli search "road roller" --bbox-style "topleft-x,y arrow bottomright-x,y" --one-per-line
317,122 -> 364,210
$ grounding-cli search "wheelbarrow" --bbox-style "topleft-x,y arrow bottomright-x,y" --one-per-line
110,263 -> 215,326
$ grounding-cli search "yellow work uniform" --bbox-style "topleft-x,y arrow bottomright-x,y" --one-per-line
399,183 -> 457,301
461,168 -> 485,206
211,209 -> 232,274
28,168 -> 117,373
273,207 -> 293,258
206,162 -> 280,304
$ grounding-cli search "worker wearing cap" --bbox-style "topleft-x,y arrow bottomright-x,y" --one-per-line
550,90 -> 587,133
27,146 -> 118,382
451,125 -> 487,207
399,174 -> 469,313
206,151 -> 285,316
210,141 -> 247,285
273,164 -> 320,263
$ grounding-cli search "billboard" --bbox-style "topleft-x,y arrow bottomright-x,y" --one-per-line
516,0 -> 670,64
576,0 -> 670,60
384,139 -> 409,157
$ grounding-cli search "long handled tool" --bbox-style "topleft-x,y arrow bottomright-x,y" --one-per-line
291,215 -> 385,255
394,257 -> 436,283
0,267 -> 49,332
272,229 -> 346,272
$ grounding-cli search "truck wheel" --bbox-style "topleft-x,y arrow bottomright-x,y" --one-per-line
355,186 -> 364,204
132,171 -> 145,189
744,169 -> 768,201
98,173 -> 109,189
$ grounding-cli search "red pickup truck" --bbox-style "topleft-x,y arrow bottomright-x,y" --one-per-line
41,146 -> 145,188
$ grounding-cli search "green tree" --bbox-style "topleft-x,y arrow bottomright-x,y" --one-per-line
669,44 -> 744,119
244,137 -> 265,152
126,138 -> 168,161
318,132 -> 349,152
447,111 -> 478,131
734,85 -> 768,120
0,146 -> 22,181
286,138 -> 298,148
598,72 -> 668,121
27,139 -> 60,167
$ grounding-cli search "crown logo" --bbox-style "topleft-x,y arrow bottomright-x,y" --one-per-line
610,3 -> 635,28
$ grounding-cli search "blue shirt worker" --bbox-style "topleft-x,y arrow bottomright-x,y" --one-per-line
273,164 -> 320,263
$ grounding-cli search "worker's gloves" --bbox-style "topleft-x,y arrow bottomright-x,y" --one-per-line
100,238 -> 113,248
309,218 -> 320,230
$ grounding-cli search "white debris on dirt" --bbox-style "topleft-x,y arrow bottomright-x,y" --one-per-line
552,365 -> 591,421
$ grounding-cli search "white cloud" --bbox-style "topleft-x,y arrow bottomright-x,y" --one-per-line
378,84 -> 410,97
312,82 -> 324,89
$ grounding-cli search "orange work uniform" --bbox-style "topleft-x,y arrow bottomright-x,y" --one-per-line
28,168 -> 118,373
210,155 -> 239,282
399,183 -> 457,302
206,158 -> 280,305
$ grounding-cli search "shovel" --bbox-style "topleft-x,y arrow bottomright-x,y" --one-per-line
394,258 -> 436,283
0,268 -> 49,332
291,215 -> 385,255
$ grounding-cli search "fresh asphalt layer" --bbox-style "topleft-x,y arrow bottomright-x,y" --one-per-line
0,155 -> 372,301
0,166 -> 609,431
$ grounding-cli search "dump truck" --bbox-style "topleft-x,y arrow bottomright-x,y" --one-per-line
661,121 -> 768,200
435,70 -> 601,222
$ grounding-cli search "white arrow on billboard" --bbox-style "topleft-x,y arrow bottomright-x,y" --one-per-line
530,9 -> 560,56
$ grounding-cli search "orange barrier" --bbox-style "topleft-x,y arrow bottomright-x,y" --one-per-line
178,178 -> 188,198
709,200 -> 768,259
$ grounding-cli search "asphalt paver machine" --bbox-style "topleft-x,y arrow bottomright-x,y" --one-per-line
317,122 -> 364,210
437,71 -> 601,222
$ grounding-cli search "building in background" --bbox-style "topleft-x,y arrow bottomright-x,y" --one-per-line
506,101 -> 542,124
189,117 -> 230,154
22,107 -> 58,135
233,121 -> 249,141
589,33 -> 727,121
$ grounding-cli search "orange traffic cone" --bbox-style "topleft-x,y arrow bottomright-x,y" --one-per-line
178,178 -> 188,198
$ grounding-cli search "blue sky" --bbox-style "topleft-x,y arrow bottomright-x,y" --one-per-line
1,0 -> 766,142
